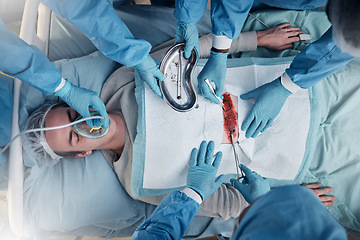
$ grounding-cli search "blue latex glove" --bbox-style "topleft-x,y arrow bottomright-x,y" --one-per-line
197,50 -> 228,104
135,55 -> 165,98
230,164 -> 270,204
175,21 -> 200,58
187,141 -> 224,200
240,77 -> 292,138
55,81 -> 109,129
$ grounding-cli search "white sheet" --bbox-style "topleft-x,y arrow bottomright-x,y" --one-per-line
143,63 -> 310,189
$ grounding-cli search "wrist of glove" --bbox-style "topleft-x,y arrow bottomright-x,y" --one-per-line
175,21 -> 200,58
240,77 -> 292,138
187,141 -> 224,200
135,55 -> 165,97
230,164 -> 270,204
197,50 -> 228,103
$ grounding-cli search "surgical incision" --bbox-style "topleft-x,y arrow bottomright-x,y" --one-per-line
222,93 -> 239,143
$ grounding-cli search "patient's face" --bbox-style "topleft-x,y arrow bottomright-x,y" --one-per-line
44,106 -> 117,155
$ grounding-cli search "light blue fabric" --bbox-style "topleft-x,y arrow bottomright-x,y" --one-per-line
302,58 -> 360,233
0,73 -> 12,191
0,151 -> 8,190
231,185 -> 347,240
0,74 -> 13,147
255,0 -> 327,10
48,5 -> 212,61
132,191 -> 200,240
0,17 -> 62,95
42,0 -> 151,67
286,27 -> 354,89
175,0 -> 252,39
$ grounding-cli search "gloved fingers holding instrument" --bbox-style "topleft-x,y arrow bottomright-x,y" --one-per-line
240,77 -> 292,138
134,55 -> 165,98
230,164 -> 270,204
175,21 -> 200,58
197,50 -> 228,104
55,80 -> 109,129
187,140 -> 224,200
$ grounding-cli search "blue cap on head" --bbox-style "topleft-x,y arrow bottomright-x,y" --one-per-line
231,185 -> 346,240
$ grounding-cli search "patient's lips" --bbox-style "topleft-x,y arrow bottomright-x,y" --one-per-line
223,93 -> 239,143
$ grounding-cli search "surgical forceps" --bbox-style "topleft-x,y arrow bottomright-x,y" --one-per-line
230,132 -> 247,183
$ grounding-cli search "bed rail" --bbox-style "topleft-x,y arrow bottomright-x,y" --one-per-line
8,0 -> 51,236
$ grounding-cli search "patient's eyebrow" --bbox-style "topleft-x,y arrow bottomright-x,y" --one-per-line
67,109 -> 73,147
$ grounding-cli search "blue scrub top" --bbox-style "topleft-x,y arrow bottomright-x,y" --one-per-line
0,18 -> 62,94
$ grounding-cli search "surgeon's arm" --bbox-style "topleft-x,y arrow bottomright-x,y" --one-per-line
240,27 -> 354,138
0,18 -> 61,94
41,0 -> 151,67
132,190 -> 201,240
174,0 -> 208,25
285,27 -> 354,89
133,141 -> 224,239
0,18 -> 109,128
197,0 -> 253,104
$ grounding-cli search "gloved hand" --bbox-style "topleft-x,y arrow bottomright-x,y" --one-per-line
230,164 -> 270,204
197,50 -> 228,104
135,55 -> 165,98
240,77 -> 292,138
55,80 -> 109,129
175,21 -> 200,58
187,141 -> 224,200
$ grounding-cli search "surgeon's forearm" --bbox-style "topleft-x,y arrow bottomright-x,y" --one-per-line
132,191 -> 200,240
41,0 -> 151,67
0,17 -> 62,95
174,0 -> 208,24
285,27 -> 354,89
211,0 -> 253,40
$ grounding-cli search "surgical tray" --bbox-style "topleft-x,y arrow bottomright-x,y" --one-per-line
159,43 -> 198,112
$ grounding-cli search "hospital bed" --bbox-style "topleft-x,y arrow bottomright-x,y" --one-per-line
3,1 -> 360,239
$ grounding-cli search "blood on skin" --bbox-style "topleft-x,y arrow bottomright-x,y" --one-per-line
223,92 -> 239,142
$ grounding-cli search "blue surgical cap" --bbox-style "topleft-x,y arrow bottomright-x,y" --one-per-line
231,185 -> 347,240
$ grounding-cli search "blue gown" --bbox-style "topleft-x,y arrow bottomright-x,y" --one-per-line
132,191 -> 200,240
0,0 -> 151,94
133,186 -> 347,240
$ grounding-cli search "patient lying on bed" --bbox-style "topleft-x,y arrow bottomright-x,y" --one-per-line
24,89 -> 246,220
23,23 -> 333,219
23,71 -> 336,221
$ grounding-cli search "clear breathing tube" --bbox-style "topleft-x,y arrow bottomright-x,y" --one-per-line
1,115 -> 104,155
